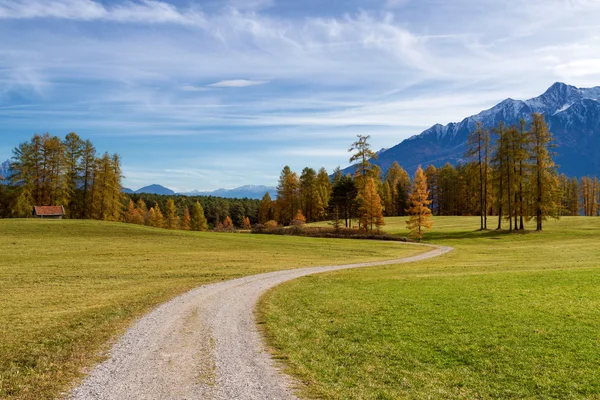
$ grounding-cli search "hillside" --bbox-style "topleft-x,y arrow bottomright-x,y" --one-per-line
343,82 -> 600,177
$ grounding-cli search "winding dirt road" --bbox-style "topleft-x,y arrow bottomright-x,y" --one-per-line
69,243 -> 453,400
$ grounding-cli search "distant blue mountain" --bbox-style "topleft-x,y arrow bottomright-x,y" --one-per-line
181,185 -> 276,200
125,184 -> 276,199
0,159 -> 11,180
135,184 -> 175,196
342,82 -> 600,178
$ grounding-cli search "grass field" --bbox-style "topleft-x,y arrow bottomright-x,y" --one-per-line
0,219 -> 424,400
259,217 -> 600,399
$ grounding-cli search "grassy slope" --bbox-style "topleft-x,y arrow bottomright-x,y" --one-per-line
0,219 -> 423,400
260,217 -> 600,399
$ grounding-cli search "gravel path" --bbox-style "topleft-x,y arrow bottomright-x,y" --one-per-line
68,242 -> 453,400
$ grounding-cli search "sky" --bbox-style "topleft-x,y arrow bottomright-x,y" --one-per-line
1,0 -> 600,192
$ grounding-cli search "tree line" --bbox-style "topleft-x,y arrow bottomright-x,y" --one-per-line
0,132 -> 262,231
5,132 -> 122,220
263,113 -> 599,234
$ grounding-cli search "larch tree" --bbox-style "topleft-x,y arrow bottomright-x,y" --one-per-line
258,192 -> 273,224
191,201 -> 208,232
315,167 -> 332,220
63,132 -> 84,218
276,166 -> 300,225
135,198 -> 148,225
466,122 -> 491,230
126,199 -> 137,223
356,177 -> 385,232
528,113 -> 560,231
300,167 -> 317,222
164,198 -> 179,229
349,134 -> 377,190
406,166 -> 433,241
491,122 -> 507,230
223,215 -> 234,231
180,207 -> 192,230
425,165 -> 438,215
242,216 -> 252,230
292,209 -> 306,225
150,203 -> 165,228
80,140 -> 97,218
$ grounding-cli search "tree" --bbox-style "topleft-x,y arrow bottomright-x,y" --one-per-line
315,168 -> 332,220
63,132 -> 84,218
276,166 -> 300,225
90,152 -> 123,221
491,122 -> 508,230
330,174 -> 357,228
180,207 -> 192,230
300,167 -> 318,222
258,192 -> 274,224
406,166 -> 433,241
385,162 -> 410,216
528,113 -> 560,231
425,165 -> 438,215
356,177 -> 385,232
80,140 -> 97,218
135,199 -> 148,224
242,216 -> 252,230
349,134 -> 377,189
125,199 -> 138,223
223,215 -> 234,231
164,198 -> 179,229
191,201 -> 208,231
292,209 -> 306,225
466,122 -> 491,229
12,187 -> 34,218
150,203 -> 164,228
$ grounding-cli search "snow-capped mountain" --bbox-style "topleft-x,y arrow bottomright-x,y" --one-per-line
0,159 -> 11,180
180,185 -> 276,199
344,82 -> 600,177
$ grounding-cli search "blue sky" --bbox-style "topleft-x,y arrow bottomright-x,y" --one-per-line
1,0 -> 600,191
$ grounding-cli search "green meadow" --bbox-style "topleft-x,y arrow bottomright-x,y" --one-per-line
260,217 -> 600,399
0,219 -> 422,400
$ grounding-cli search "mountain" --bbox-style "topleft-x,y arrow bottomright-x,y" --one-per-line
135,184 -> 175,196
0,159 -> 11,180
181,185 -> 276,200
126,184 -> 276,199
343,82 -> 600,178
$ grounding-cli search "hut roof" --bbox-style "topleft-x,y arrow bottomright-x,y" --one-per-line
33,206 -> 65,216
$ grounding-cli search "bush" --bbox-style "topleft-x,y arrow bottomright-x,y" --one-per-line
251,225 -> 411,242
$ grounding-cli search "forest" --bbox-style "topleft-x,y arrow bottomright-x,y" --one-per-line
1,113 -> 599,233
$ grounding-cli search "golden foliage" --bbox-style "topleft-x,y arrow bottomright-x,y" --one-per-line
406,166 -> 433,241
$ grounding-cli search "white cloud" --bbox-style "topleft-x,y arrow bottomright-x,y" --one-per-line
0,0 -> 206,25
2,0 -> 600,190
207,79 -> 269,88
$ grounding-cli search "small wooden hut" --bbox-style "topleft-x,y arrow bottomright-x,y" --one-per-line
33,206 -> 65,219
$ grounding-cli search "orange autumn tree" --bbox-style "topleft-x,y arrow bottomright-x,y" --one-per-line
292,209 -> 306,225
242,216 -> 252,230
180,207 -> 191,230
357,177 -> 385,232
223,216 -> 234,231
406,166 -> 433,241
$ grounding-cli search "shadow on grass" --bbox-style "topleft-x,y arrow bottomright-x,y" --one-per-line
424,228 -> 535,242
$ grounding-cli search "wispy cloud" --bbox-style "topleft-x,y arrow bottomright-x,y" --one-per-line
1,0 -> 600,189
0,0 -> 206,25
208,79 -> 269,88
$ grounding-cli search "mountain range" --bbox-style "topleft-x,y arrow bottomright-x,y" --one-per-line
0,159 -> 10,180
343,82 -> 600,178
125,184 -> 276,199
